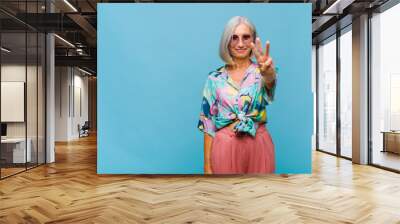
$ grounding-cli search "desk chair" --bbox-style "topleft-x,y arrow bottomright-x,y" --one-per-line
78,121 -> 90,138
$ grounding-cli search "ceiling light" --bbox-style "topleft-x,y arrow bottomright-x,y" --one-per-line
63,0 -> 78,12
54,34 -> 75,48
78,67 -> 93,76
1,47 -> 11,53
323,0 -> 341,14
322,0 -> 355,15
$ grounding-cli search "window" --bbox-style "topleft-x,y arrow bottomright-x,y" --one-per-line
339,27 -> 352,158
317,35 -> 337,154
371,2 -> 400,171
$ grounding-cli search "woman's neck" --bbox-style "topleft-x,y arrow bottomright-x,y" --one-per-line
229,58 -> 252,70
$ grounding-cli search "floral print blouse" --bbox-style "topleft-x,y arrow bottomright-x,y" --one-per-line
197,62 -> 277,137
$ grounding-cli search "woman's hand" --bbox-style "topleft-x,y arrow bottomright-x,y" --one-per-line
250,38 -> 276,84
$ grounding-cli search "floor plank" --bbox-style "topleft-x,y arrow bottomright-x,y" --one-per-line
0,134 -> 400,224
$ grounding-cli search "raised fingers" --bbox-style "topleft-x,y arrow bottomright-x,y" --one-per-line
256,37 -> 263,55
265,41 -> 270,58
250,42 -> 262,61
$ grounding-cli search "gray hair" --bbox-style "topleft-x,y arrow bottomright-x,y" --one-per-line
219,16 -> 257,65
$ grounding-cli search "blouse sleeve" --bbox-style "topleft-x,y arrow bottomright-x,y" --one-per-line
263,66 -> 278,105
197,76 -> 217,137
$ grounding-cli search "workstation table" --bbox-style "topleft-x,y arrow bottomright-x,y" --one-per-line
0,138 -> 32,166
381,131 -> 400,154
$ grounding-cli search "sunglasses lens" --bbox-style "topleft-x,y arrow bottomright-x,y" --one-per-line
230,35 -> 252,45
243,35 -> 251,43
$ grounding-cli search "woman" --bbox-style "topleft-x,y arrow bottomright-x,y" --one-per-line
197,16 -> 277,174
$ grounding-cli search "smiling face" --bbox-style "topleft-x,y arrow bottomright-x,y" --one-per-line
228,23 -> 254,61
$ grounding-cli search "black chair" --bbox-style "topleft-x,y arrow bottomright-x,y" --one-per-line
79,121 -> 90,138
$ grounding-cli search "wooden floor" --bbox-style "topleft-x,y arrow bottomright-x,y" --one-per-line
0,167 -> 26,178
1,134 -> 400,224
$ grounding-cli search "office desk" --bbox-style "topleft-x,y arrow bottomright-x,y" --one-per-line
381,131 -> 400,154
1,138 -> 32,163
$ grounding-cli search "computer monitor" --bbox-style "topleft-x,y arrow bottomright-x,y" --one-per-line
1,123 -> 7,137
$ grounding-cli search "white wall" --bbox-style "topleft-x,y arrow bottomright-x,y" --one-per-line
1,66 -> 26,137
1,64 -> 46,164
1,65 -> 40,137
55,67 -> 89,141
55,66 -> 69,141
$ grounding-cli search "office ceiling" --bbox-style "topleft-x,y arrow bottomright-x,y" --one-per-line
0,0 -> 392,75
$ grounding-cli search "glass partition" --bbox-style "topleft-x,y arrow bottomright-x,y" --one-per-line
317,35 -> 337,155
0,1 -> 46,179
1,31 -> 28,177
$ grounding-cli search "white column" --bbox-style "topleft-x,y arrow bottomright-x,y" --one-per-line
46,33 -> 55,163
352,14 -> 369,164
46,1 -> 55,163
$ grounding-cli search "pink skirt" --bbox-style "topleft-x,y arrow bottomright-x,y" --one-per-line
211,124 -> 275,174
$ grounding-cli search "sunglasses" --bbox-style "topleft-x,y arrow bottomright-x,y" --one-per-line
230,34 -> 254,45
